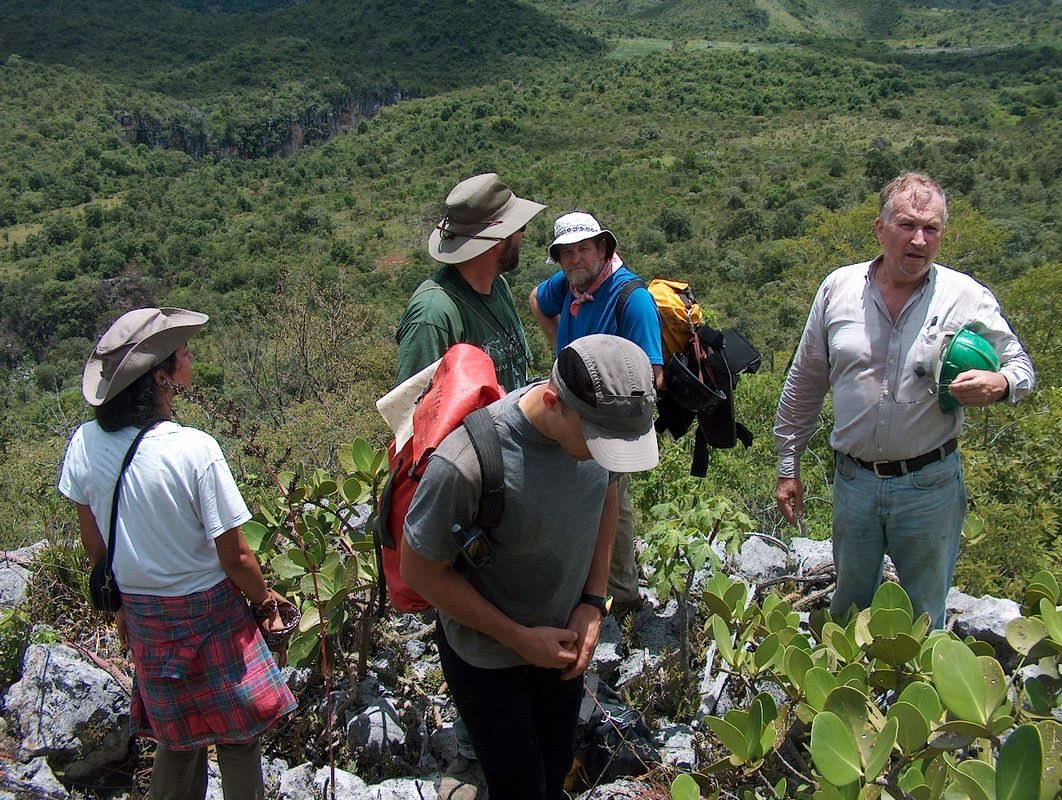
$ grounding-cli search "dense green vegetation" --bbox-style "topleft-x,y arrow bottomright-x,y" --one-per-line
0,0 -> 1058,602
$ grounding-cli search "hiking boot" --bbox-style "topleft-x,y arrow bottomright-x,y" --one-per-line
438,754 -> 483,800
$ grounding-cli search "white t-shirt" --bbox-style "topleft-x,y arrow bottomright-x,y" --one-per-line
58,420 -> 251,597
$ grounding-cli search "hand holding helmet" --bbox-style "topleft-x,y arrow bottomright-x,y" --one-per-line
934,325 -> 1004,410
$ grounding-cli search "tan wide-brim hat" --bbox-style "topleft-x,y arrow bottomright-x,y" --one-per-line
82,307 -> 208,406
427,172 -> 546,264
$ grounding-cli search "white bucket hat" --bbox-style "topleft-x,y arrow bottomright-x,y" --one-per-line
82,307 -> 207,406
548,211 -> 618,263
427,173 -> 546,264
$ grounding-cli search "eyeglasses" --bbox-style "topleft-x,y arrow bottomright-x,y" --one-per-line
452,523 -> 494,568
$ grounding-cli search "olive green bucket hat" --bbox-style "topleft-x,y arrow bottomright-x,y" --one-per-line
427,173 -> 546,264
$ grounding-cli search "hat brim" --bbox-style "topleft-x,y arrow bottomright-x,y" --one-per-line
582,418 -> 659,472
83,310 -> 207,406
548,229 -> 618,264
427,197 -> 546,264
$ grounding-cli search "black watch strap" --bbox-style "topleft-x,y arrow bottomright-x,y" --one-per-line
579,593 -> 613,617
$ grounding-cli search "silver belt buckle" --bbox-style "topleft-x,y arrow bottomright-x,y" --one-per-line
871,460 -> 891,478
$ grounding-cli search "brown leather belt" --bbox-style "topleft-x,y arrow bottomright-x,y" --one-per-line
849,438 -> 958,478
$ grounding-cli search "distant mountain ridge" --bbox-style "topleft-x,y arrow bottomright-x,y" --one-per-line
1,0 -> 1056,159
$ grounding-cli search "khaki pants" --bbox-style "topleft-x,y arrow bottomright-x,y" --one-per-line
149,741 -> 264,800
606,474 -> 640,605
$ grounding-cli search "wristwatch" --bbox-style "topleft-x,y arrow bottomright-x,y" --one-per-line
579,593 -> 614,617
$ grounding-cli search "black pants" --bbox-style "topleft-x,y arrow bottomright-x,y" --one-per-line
437,623 -> 583,800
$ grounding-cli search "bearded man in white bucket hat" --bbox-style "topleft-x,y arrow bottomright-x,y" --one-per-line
530,211 -> 663,619
395,172 -> 546,393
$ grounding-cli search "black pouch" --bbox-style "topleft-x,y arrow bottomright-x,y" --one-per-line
89,558 -> 122,612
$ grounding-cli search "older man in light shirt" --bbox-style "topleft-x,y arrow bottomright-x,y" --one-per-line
774,172 -> 1035,629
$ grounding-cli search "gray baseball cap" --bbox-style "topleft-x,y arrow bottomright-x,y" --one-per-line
552,334 -> 659,472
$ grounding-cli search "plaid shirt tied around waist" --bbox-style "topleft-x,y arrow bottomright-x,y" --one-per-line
123,579 -> 296,750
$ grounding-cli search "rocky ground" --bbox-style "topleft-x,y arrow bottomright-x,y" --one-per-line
0,537 -> 1026,799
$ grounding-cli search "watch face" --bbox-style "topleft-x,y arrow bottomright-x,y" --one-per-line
602,595 -> 614,616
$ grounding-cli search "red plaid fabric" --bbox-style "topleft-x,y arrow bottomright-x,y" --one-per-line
123,579 -> 297,750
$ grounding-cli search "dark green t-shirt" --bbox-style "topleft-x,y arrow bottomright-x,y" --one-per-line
395,267 -> 531,392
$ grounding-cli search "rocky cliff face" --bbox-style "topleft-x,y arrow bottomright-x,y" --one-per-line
116,87 -> 414,159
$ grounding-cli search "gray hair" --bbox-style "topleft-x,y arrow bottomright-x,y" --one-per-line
879,172 -> 948,227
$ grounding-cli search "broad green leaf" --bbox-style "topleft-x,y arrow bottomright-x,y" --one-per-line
702,591 -> 731,622
301,573 -> 334,601
314,479 -> 338,498
753,632 -> 782,672
867,633 -> 922,666
811,711 -> 863,787
865,716 -> 898,783
350,438 -> 376,475
242,519 -> 271,551
837,662 -> 870,691
887,701 -> 930,755
341,476 -> 367,504
869,607 -> 914,639
1039,599 -> 1062,643
933,639 -> 990,725
785,645 -> 814,691
706,715 -> 750,761
872,581 -> 914,617
670,773 -> 699,800
1028,571 -> 1059,603
806,667 -> 840,712
1036,720 -> 1062,800
933,720 -> 993,742
284,629 -> 318,668
1023,588 -> 1056,619
724,580 -> 748,614
996,724 -> 1042,800
898,681 -> 943,723
953,759 -> 995,800
320,551 -> 342,582
337,444 -> 356,474
825,685 -> 869,737
712,615 -> 736,666
979,655 -> 1007,715
269,552 -> 306,580
298,606 -> 321,633
830,628 -> 861,664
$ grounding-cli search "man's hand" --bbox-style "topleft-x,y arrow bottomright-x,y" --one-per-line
512,626 -> 579,670
947,369 -> 1008,407
561,603 -> 603,680
775,476 -> 805,526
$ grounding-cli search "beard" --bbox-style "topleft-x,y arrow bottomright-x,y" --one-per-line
498,237 -> 522,273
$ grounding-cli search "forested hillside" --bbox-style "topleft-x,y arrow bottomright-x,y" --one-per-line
0,0 -> 1058,600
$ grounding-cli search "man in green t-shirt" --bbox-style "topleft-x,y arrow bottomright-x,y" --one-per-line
395,173 -> 546,392
394,172 -> 546,799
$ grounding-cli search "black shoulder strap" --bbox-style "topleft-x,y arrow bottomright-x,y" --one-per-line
104,418 -> 165,573
614,278 -> 647,330
461,407 -> 505,529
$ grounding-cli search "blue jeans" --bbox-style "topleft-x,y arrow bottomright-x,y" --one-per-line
831,450 -> 966,630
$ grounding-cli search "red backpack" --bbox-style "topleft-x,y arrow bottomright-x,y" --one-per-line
376,344 -> 506,613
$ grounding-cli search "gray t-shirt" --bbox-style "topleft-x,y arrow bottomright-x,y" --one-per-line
404,384 -> 612,669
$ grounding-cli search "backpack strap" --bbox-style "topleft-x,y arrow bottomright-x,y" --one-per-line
461,407 -> 505,530
614,278 -> 647,329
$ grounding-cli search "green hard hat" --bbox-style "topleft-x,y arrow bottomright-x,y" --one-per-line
934,325 -> 1000,412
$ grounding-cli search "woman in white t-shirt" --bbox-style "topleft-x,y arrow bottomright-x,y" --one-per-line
58,307 -> 296,800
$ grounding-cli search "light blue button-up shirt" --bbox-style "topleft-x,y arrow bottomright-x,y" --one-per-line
775,257 -> 1035,476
